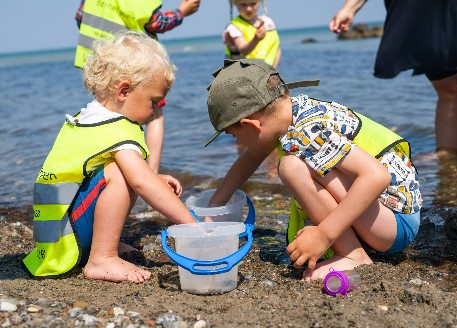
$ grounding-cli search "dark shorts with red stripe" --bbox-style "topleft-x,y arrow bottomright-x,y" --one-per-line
69,166 -> 107,265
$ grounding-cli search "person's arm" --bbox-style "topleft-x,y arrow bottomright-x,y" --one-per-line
145,0 -> 200,34
209,148 -> 270,206
145,107 -> 164,173
231,20 -> 266,57
75,0 -> 85,28
178,0 -> 200,17
286,146 -> 391,270
114,149 -> 195,224
273,47 -> 281,69
328,0 -> 367,33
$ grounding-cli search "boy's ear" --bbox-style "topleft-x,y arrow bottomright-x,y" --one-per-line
240,117 -> 262,133
117,80 -> 131,100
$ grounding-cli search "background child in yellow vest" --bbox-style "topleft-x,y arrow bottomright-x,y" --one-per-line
23,32 -> 196,283
224,0 -> 281,68
75,0 -> 200,174
204,59 -> 422,281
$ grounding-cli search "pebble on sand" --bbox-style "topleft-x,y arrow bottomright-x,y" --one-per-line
0,301 -> 17,312
194,319 -> 207,328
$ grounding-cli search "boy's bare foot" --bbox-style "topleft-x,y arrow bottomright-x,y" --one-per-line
302,251 -> 372,281
83,256 -> 151,283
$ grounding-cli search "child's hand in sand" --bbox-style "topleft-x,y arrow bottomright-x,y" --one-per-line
159,174 -> 183,196
286,226 -> 331,272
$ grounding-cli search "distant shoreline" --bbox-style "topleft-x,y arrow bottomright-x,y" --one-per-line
0,21 -> 384,57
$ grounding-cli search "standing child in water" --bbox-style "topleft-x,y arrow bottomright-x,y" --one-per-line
23,32 -> 196,283
224,0 -> 281,68
205,59 -> 422,281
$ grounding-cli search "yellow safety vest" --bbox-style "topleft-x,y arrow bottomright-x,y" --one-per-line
74,0 -> 162,68
23,115 -> 149,277
225,16 -> 280,66
280,101 -> 410,245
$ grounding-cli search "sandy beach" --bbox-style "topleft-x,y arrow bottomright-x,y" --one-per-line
1,185 -> 457,327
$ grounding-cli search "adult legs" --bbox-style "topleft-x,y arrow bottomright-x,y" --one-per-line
83,161 -> 151,283
431,73 -> 457,154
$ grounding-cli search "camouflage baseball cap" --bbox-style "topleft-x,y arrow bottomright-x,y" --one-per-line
205,59 -> 319,147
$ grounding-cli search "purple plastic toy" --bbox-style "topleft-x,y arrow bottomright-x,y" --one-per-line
323,268 -> 361,297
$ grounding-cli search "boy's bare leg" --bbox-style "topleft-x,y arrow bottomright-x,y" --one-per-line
83,162 -> 151,283
279,155 -> 396,280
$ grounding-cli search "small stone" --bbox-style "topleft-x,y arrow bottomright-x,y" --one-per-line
112,306 -> 125,316
260,279 -> 277,289
243,274 -> 253,281
1,318 -> 11,327
409,278 -> 427,286
0,301 -> 17,312
68,307 -> 83,317
97,309 -> 109,318
113,314 -> 130,326
85,305 -> 98,315
194,319 -> 207,328
377,305 -> 388,311
10,314 -> 22,325
127,311 -> 140,318
36,298 -> 50,307
156,311 -> 181,327
81,314 -> 97,325
73,300 -> 88,309
27,306 -> 40,313
106,323 -> 115,328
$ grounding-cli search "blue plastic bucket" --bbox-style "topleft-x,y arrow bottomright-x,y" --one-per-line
162,197 -> 255,294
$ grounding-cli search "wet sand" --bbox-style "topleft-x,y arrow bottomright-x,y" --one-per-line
1,183 -> 457,327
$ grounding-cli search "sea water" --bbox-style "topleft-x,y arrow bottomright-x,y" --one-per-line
0,26 -> 454,213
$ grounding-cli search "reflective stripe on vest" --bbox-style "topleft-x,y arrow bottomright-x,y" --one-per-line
33,182 -> 81,205
76,12 -> 129,50
23,116 -> 148,277
33,183 -> 80,243
225,16 -> 280,66
33,213 -> 73,243
279,104 -> 410,244
74,0 -> 162,68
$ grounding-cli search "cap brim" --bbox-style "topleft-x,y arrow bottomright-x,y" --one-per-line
204,130 -> 223,147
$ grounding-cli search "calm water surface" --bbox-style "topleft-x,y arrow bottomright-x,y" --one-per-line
0,27 -> 455,213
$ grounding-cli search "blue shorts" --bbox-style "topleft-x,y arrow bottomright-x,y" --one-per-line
384,211 -> 421,254
69,166 -> 107,264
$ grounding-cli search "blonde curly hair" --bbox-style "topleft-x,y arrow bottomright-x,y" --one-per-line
229,0 -> 267,19
83,31 -> 176,96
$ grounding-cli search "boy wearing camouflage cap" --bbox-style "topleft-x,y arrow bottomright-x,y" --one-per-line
205,59 -> 422,281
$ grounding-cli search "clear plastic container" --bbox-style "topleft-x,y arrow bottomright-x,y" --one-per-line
185,189 -> 246,222
323,269 -> 361,297
166,222 -> 245,294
